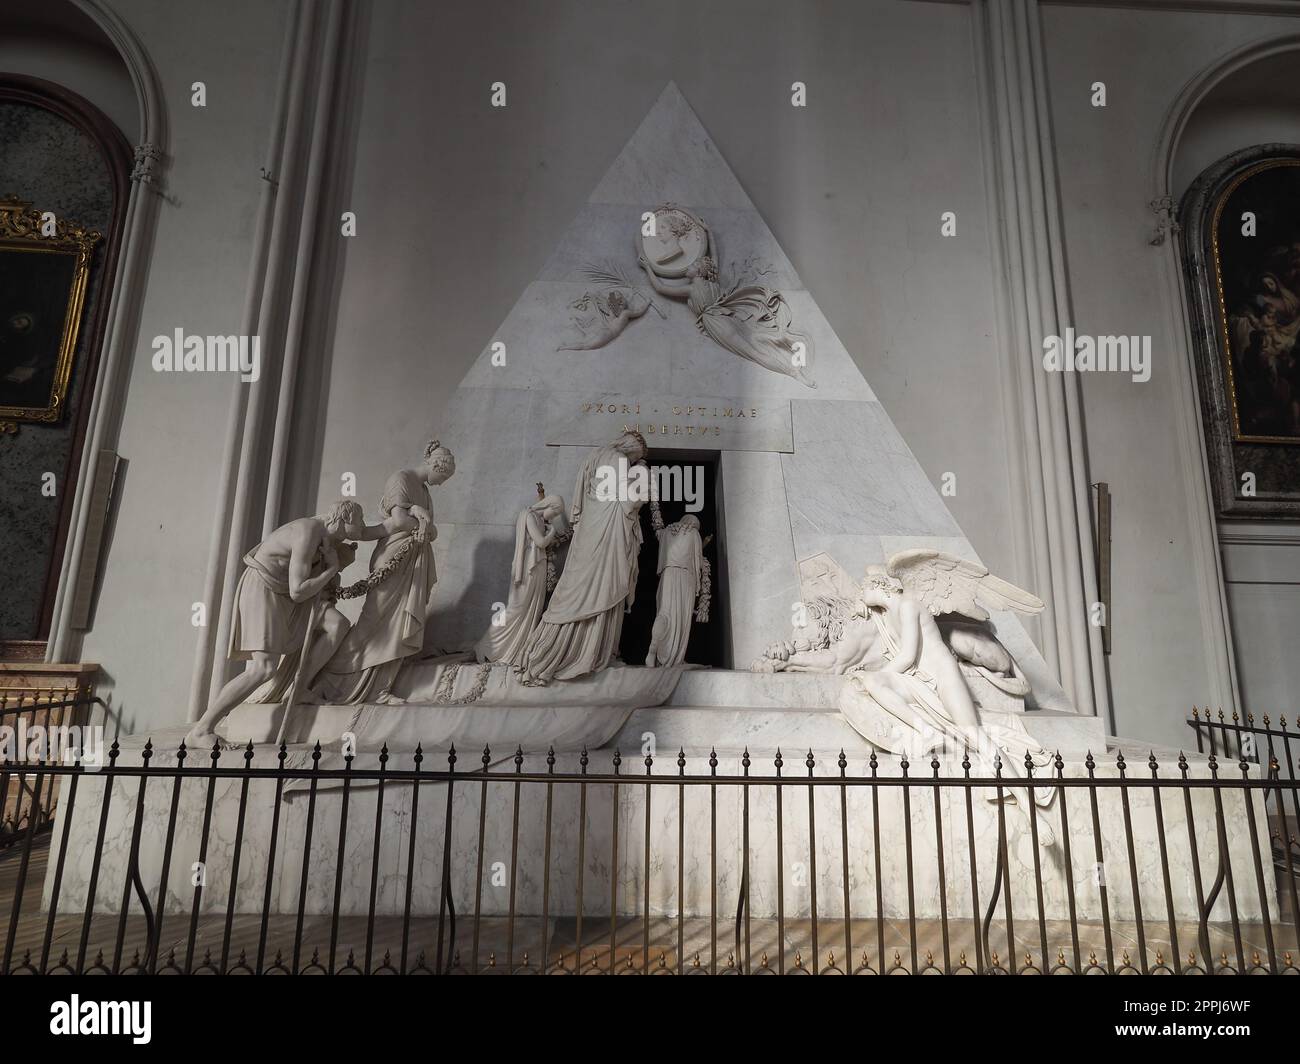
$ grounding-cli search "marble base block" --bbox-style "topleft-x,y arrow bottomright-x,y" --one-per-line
44,723 -> 1275,927
221,661 -> 685,752
218,668 -> 1104,759
662,668 -> 1104,756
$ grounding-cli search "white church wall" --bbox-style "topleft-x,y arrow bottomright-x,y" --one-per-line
71,0 -> 290,735
1040,4 -> 1300,747
1219,523 -> 1300,718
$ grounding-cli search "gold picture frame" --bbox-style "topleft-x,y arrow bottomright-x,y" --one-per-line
0,197 -> 100,427
1208,159 -> 1300,445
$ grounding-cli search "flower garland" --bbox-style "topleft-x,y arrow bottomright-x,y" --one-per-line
695,557 -> 712,623
432,661 -> 494,705
545,526 -> 573,594
335,532 -> 424,601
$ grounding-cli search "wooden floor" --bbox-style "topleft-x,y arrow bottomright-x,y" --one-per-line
3,835 -> 1294,975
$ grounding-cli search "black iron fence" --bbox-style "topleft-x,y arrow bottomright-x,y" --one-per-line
0,688 -> 106,851
1190,706 -> 1300,790
1,705 -> 1298,976
1189,707 -> 1300,898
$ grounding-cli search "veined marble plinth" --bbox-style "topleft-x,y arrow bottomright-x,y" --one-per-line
222,659 -> 685,752
661,668 -> 1104,757
220,667 -> 1104,761
45,720 -> 1274,927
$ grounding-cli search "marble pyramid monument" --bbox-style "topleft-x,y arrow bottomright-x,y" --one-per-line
423,81 -> 1071,716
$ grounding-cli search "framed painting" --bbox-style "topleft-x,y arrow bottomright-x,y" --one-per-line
0,197 -> 99,428
1181,147 -> 1300,517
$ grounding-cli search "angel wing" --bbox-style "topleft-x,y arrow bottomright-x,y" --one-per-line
885,549 -> 1044,622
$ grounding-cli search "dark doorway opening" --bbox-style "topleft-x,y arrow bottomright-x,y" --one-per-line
619,449 -> 729,668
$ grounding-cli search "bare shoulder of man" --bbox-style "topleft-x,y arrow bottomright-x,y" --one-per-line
269,516 -> 319,564
292,515 -> 325,545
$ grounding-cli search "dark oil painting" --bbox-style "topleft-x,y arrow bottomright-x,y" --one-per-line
1216,161 -> 1300,443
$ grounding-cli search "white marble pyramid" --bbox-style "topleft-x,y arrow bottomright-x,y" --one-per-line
427,82 -> 1070,712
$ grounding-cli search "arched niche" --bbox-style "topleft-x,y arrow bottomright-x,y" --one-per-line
0,0 -> 168,664
1171,47 -> 1300,520
1155,38 -> 1300,721
0,74 -> 131,658
0,0 -> 156,661
1180,144 -> 1300,518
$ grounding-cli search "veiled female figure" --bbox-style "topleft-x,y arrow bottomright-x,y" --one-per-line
324,440 -> 456,704
513,431 -> 648,684
474,492 -> 568,664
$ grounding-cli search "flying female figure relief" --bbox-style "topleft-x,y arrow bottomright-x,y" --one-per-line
636,206 -> 816,388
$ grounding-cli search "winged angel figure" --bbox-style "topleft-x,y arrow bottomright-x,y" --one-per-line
556,262 -> 659,351
839,549 -> 1058,843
